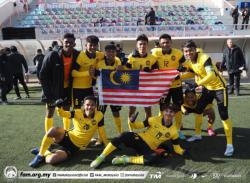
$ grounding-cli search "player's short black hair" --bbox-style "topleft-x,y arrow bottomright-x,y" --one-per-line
105,44 -> 117,51
37,49 -> 42,53
51,41 -> 58,48
86,35 -> 99,45
162,103 -> 179,113
184,87 -> 196,95
63,33 -> 76,41
10,45 -> 17,52
159,34 -> 172,41
136,34 -> 148,43
182,40 -> 197,49
84,96 -> 96,104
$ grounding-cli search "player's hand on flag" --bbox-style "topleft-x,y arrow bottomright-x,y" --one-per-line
177,65 -> 187,72
143,67 -> 152,72
116,65 -> 123,71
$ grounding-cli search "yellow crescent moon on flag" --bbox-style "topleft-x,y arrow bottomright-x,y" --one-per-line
110,71 -> 121,85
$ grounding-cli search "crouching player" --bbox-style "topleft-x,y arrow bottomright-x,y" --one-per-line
29,96 -> 108,168
181,86 -> 216,142
90,103 -> 189,168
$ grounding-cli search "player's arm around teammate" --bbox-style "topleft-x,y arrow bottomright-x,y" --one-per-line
181,40 -> 234,156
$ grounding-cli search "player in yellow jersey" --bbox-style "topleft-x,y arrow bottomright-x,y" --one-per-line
39,33 -> 80,132
29,96 -> 108,168
72,35 -> 104,108
126,34 -> 158,131
181,86 -> 216,142
96,44 -> 123,134
181,40 -> 234,156
90,103 -> 188,168
151,34 -> 186,140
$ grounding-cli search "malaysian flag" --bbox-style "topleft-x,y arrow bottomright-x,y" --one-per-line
98,69 -> 179,107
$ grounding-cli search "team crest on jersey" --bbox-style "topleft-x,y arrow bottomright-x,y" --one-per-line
91,119 -> 97,126
83,124 -> 90,130
171,55 -> 176,61
146,60 -> 150,65
165,132 -> 170,138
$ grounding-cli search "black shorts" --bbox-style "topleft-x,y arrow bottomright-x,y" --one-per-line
63,87 -> 72,106
73,88 -> 94,108
98,105 -> 122,114
49,131 -> 79,156
160,86 -> 183,110
111,132 -> 154,155
195,88 -> 228,120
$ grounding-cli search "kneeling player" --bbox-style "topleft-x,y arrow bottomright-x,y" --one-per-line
90,103 -> 188,168
29,96 -> 108,168
181,86 -> 216,142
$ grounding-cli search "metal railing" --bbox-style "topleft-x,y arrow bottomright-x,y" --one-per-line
34,24 -> 250,40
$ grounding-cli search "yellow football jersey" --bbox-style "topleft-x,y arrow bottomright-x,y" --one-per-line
96,57 -> 122,70
127,54 -> 157,70
151,48 -> 184,88
68,110 -> 104,149
138,116 -> 179,150
72,51 -> 104,88
185,53 -> 226,90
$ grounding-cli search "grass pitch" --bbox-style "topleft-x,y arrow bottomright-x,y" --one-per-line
1,84 -> 250,183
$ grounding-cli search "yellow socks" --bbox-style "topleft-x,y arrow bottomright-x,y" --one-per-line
101,143 -> 117,157
222,119 -> 233,145
195,114 -> 203,135
127,119 -> 133,132
174,111 -> 182,130
113,117 -> 122,134
63,117 -> 71,131
39,135 -> 54,156
128,155 -> 144,164
45,117 -> 53,133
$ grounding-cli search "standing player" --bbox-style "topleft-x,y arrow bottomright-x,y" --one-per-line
151,34 -> 186,139
126,34 -> 157,131
90,103 -> 188,168
96,44 -> 123,134
29,96 -> 108,168
72,35 -> 104,109
181,40 -> 234,156
181,86 -> 216,142
39,33 -> 80,132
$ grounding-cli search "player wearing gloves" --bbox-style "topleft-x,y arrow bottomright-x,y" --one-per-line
90,103 -> 189,168
29,96 -> 108,168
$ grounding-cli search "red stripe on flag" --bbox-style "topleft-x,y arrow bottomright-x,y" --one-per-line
103,95 -> 160,99
103,89 -> 166,93
103,100 -> 158,105
139,78 -> 173,82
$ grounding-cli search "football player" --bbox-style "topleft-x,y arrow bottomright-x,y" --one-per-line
29,96 -> 108,168
151,34 -> 186,139
39,33 -> 80,132
126,34 -> 158,131
96,44 -> 123,134
72,35 -> 104,109
181,40 -> 234,156
181,86 -> 216,142
90,103 -> 188,168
